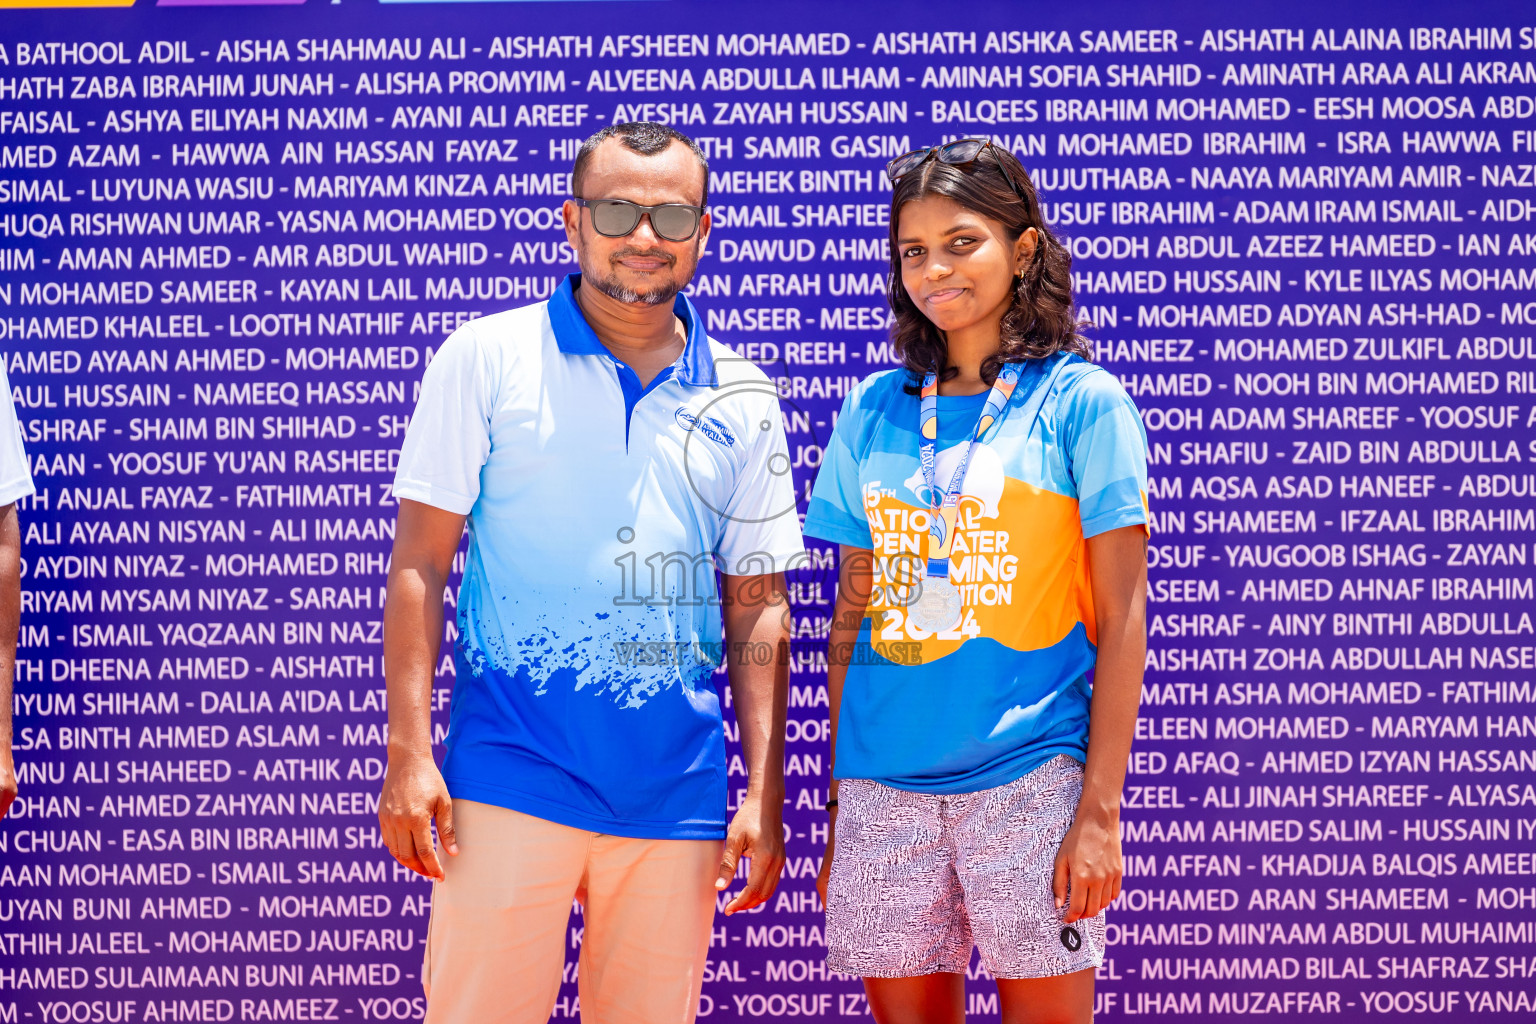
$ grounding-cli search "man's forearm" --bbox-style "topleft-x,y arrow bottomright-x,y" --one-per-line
0,503 -> 22,817
728,642 -> 788,799
377,500 -> 466,879
384,563 -> 446,761
0,573 -> 14,752
715,574 -> 791,910
0,625 -> 12,761
724,587 -> 790,798
0,503 -> 18,737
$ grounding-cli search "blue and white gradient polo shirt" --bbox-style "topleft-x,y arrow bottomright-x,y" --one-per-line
393,274 -> 805,839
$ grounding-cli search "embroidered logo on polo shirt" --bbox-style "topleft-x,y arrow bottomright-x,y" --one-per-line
675,407 -> 736,448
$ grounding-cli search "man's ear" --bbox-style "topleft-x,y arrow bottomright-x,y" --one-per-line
561,198 -> 583,250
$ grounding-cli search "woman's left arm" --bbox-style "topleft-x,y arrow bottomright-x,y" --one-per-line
1053,524 -> 1148,924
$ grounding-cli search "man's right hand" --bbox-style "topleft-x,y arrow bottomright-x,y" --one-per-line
378,754 -> 458,881
0,745 -> 16,821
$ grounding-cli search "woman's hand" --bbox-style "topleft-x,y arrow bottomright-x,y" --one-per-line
1052,808 -> 1122,923
815,809 -> 836,909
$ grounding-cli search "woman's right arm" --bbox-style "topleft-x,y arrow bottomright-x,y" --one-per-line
816,544 -> 873,907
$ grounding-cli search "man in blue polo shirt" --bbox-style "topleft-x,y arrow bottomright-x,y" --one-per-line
380,123 -> 805,1023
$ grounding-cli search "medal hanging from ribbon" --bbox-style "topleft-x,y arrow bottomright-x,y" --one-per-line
908,361 -> 1024,634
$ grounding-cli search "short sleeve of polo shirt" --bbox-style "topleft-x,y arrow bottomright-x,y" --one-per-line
392,325 -> 493,516
802,378 -> 882,550
1059,368 -> 1150,538
0,365 -> 33,506
716,387 -> 807,576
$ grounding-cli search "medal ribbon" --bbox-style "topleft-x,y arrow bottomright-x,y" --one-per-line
918,361 -> 1023,581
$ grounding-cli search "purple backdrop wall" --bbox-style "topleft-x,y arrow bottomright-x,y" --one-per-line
1,0 -> 1534,1020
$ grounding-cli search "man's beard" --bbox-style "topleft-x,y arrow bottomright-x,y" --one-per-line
584,246 -> 695,306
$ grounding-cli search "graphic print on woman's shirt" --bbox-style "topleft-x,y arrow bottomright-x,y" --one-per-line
802,353 -> 1150,792
865,437 -> 1096,664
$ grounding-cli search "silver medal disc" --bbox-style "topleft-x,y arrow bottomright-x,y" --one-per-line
909,576 -> 962,634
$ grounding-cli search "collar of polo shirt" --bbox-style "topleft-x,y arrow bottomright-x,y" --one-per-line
547,273 -> 719,388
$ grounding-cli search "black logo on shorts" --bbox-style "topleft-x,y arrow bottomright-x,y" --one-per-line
1060,926 -> 1082,952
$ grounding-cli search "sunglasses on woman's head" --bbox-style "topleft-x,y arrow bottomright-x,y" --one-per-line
885,138 -> 1028,205
571,197 -> 704,242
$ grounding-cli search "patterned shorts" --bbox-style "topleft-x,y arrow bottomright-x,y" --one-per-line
825,755 -> 1106,980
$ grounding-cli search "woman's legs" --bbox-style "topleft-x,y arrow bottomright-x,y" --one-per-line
864,973 -> 966,1024
862,966 -> 1094,1024
996,968 -> 1096,1024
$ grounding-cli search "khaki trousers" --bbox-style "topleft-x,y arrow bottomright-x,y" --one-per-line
423,800 -> 722,1024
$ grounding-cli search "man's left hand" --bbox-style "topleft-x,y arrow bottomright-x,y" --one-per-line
715,790 -> 786,914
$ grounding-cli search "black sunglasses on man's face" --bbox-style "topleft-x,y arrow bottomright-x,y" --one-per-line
572,197 -> 704,242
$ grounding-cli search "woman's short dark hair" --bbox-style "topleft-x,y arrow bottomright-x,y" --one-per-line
887,144 -> 1090,389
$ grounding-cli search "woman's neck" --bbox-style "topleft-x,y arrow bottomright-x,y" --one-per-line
935,324 -> 1002,397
